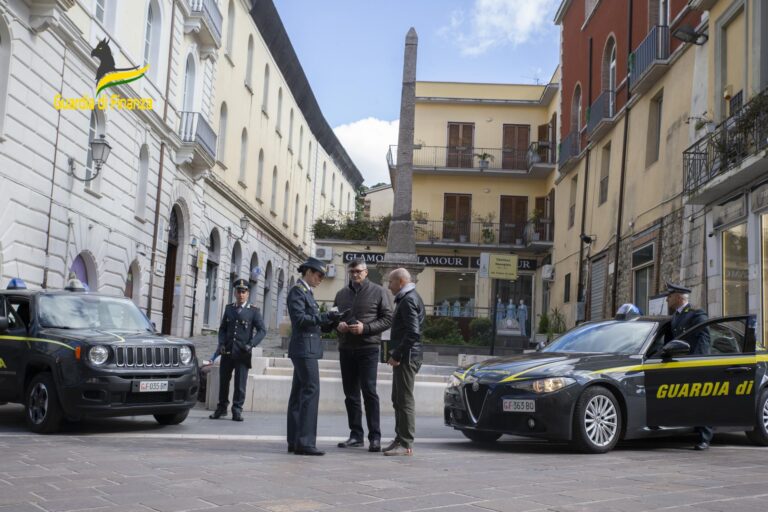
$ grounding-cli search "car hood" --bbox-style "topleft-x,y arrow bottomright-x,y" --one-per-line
461,352 -> 639,383
38,329 -> 188,345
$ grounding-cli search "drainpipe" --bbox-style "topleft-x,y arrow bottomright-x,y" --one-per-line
146,0 -> 177,318
42,46 -> 69,289
576,38 -> 593,318
610,0 -> 633,313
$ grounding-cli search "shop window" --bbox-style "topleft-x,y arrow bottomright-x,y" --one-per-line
434,271 -> 476,317
632,243 -> 655,313
723,223 -> 748,315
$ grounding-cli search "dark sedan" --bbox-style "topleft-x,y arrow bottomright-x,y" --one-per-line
444,315 -> 768,453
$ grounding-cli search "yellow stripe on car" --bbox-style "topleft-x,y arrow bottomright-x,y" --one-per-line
0,335 -> 75,351
592,355 -> 761,375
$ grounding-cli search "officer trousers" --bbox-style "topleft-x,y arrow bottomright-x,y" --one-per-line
287,357 -> 320,449
391,358 -> 421,449
339,347 -> 381,442
217,354 -> 249,414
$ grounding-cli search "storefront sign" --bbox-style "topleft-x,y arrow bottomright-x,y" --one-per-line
343,252 -> 469,268
713,195 -> 746,229
470,256 -> 537,271
488,254 -> 519,280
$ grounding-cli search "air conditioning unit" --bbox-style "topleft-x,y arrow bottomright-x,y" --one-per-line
314,246 -> 333,261
541,264 -> 555,281
326,264 -> 337,278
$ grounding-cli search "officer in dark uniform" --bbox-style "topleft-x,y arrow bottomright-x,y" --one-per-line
286,257 -> 341,456
664,280 -> 712,450
210,278 -> 266,422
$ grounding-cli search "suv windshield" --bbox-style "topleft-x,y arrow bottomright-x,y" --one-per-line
38,295 -> 153,331
543,320 -> 656,354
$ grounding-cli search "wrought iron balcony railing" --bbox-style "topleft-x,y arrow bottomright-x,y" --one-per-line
558,130 -> 581,169
527,141 -> 555,169
386,145 -> 529,172
587,89 -> 616,135
179,111 -> 217,161
683,88 -> 768,195
630,25 -> 670,87
189,0 -> 223,43
413,220 -> 525,246
523,218 -> 554,245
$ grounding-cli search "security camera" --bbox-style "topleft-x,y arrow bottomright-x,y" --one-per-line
707,231 -> 715,238
580,233 -> 594,244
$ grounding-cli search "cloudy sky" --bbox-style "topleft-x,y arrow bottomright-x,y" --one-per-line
273,0 -> 561,186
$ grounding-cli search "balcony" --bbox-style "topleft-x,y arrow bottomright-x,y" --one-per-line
630,25 -> 671,95
386,145 -> 538,176
413,220 -> 526,248
176,111 -> 217,174
587,89 -> 616,141
683,89 -> 768,204
527,141 -> 556,173
558,130 -> 581,171
184,0 -> 223,56
523,218 -> 554,253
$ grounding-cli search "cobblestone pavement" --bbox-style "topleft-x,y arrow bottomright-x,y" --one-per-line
1,405 -> 768,512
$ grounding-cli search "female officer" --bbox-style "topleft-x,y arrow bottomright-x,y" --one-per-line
286,257 -> 341,455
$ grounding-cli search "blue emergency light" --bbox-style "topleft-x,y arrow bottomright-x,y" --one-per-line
7,278 -> 27,290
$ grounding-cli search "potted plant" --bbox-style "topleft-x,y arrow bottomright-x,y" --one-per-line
527,209 -> 544,241
474,212 -> 496,243
412,210 -> 429,225
474,152 -> 494,170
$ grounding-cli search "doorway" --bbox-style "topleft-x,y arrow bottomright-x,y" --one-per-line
161,208 -> 180,334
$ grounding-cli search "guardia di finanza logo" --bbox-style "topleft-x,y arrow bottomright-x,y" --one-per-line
53,38 -> 153,111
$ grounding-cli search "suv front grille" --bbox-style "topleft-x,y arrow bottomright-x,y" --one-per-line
115,345 -> 180,367
464,384 -> 488,424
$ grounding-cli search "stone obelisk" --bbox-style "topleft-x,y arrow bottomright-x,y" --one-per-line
380,27 -> 424,282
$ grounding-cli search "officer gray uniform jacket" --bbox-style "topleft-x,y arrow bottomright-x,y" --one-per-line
218,303 -> 267,368
287,281 -> 335,359
669,304 -> 710,355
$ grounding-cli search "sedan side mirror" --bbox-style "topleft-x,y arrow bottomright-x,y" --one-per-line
0,316 -> 8,333
661,339 -> 690,359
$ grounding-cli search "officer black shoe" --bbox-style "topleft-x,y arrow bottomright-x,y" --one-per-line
232,412 -> 243,422
287,444 -> 295,453
337,437 -> 364,448
369,440 -> 381,453
694,441 -> 709,451
295,446 -> 325,456
209,409 -> 227,419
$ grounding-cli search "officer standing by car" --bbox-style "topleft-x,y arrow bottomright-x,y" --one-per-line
210,279 -> 266,422
664,280 -> 712,450
286,257 -> 341,456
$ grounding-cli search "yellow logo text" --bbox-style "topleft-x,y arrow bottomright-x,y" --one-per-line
656,380 -> 754,399
0,358 -> 6,369
53,94 -> 153,111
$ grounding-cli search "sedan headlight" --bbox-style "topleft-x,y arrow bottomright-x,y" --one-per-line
508,377 -> 575,393
447,374 -> 463,388
180,345 -> 193,365
88,345 -> 109,365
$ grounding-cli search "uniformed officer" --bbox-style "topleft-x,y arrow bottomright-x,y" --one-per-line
286,257 -> 341,456
664,280 -> 712,450
209,278 -> 266,422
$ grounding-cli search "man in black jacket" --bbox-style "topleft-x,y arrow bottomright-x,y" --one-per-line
383,268 -> 425,456
210,279 -> 266,422
334,259 -> 392,452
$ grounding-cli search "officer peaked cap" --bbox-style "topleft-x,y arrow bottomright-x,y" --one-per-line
662,281 -> 691,296
298,257 -> 327,275
233,278 -> 249,290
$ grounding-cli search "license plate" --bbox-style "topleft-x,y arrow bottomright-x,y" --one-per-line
138,380 -> 168,392
503,399 -> 535,413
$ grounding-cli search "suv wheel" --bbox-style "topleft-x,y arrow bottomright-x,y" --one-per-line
572,386 -> 621,454
746,387 -> 768,446
25,372 -> 64,434
154,410 -> 190,425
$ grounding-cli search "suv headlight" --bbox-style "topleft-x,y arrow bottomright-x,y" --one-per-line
88,345 -> 109,365
508,377 -> 575,393
180,345 -> 193,365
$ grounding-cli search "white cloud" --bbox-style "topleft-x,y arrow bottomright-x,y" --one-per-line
334,117 -> 399,187
440,0 -> 560,56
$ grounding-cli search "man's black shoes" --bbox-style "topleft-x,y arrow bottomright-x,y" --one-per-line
287,444 -> 295,453
694,441 -> 710,451
232,412 -> 243,422
295,447 -> 325,456
337,437 -> 364,448
369,440 -> 381,453
209,409 -> 227,419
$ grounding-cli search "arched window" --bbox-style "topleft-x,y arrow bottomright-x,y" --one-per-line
182,54 -> 196,111
331,173 -> 336,205
217,102 -> 227,161
293,194 -> 300,234
307,141 -> 312,172
298,127 -> 304,162
276,88 -> 283,132
303,205 -> 308,242
339,183 -> 344,211
0,16 -> 11,140
571,85 -> 582,132
85,110 -> 105,189
226,0 -> 235,56
261,64 -> 270,113
125,260 -> 141,305
321,162 -> 326,194
95,0 -> 106,22
256,149 -> 264,199
270,166 -> 278,211
239,128 -> 248,184
282,181 -> 290,222
136,144 -> 150,218
347,192 -> 351,214
245,35 -> 254,89
288,109 -> 294,149
141,1 -> 161,80
602,37 -> 617,116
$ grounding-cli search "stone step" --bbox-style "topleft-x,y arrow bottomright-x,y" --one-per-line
262,366 -> 449,383
268,356 -> 455,376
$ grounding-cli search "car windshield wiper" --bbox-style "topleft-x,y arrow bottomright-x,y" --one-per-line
41,325 -> 76,329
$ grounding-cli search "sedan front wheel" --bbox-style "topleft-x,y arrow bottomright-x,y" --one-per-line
572,386 -> 621,454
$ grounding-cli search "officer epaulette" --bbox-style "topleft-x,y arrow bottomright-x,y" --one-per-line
248,304 -> 257,309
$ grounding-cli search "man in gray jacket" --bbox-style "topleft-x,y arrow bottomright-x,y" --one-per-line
334,259 -> 393,452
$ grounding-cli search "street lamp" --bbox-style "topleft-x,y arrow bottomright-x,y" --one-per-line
672,25 -> 708,46
229,214 -> 250,241
68,135 -> 112,182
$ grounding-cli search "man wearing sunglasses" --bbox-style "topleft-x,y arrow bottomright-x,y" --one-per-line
333,259 -> 393,452
209,279 -> 266,422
